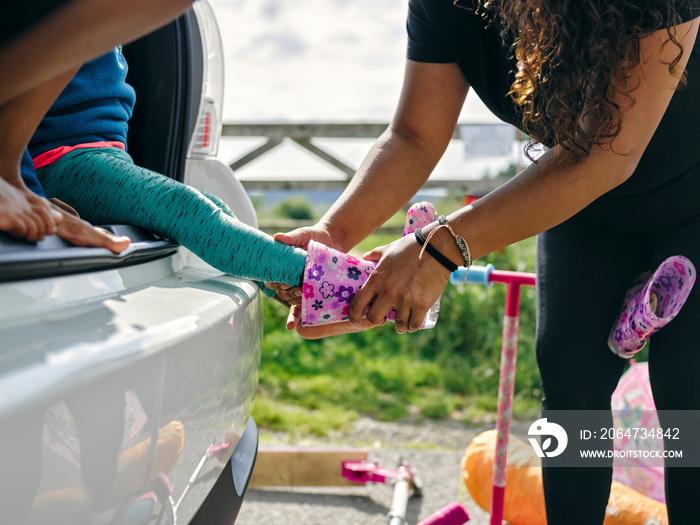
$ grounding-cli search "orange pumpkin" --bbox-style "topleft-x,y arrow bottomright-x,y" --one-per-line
461,430 -> 668,525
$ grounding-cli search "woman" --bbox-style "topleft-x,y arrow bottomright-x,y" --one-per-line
272,0 -> 700,521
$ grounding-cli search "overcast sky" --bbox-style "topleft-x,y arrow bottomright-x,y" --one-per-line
207,0 -> 513,179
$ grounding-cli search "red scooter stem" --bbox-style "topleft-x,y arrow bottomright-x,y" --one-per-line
452,266 -> 536,525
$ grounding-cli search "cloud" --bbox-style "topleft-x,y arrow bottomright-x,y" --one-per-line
240,32 -> 308,59
209,0 -> 499,125
260,0 -> 281,20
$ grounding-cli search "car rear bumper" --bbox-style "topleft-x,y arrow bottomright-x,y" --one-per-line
0,252 -> 262,524
190,416 -> 258,525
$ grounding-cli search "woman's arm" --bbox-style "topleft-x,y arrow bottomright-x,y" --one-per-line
350,18 -> 699,334
273,59 -> 470,253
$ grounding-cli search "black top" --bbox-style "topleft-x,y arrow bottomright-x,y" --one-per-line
407,0 -> 700,229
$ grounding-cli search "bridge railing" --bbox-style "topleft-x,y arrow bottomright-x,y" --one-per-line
221,122 -> 525,232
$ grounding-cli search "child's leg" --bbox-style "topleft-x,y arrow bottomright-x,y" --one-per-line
198,190 -> 235,219
196,190 -> 277,296
36,147 -> 305,287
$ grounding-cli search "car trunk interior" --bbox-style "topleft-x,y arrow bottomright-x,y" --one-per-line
0,10 -> 204,282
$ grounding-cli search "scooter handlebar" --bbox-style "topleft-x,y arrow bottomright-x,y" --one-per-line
450,264 -> 494,287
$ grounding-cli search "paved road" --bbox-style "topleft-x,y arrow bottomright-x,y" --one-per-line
236,417 -> 531,525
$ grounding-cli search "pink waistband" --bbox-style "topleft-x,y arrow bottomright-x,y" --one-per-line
33,141 -> 126,169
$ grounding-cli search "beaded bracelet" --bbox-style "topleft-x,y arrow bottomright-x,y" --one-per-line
414,228 -> 458,273
437,215 -> 472,269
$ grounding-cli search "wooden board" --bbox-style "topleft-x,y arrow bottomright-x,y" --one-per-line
250,448 -> 368,488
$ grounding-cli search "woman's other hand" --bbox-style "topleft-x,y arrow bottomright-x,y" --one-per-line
273,221 -> 346,252
285,303 -> 382,339
348,234 -> 452,334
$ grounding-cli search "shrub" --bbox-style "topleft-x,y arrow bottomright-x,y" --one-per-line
275,197 -> 315,220
255,235 -> 540,432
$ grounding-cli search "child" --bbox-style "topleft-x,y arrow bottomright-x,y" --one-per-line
31,48 -> 305,297
30,48 -> 443,333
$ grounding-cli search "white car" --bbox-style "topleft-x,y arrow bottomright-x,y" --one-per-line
0,3 -> 262,524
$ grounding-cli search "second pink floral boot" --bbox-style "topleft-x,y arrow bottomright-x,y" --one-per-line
301,202 -> 441,328
608,255 -> 696,358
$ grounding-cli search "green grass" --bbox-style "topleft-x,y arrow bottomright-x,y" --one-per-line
253,396 -> 356,439
253,219 -> 542,438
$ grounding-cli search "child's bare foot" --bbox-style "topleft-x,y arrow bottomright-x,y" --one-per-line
0,177 -> 61,241
51,201 -> 130,254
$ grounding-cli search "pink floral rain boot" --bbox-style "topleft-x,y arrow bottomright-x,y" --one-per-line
301,202 -> 440,328
608,255 -> 696,358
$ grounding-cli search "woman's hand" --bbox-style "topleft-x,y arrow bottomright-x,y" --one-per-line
273,221 -> 347,252
266,221 -> 347,315
348,233 -> 452,334
285,303 -> 383,339
270,284 -> 302,305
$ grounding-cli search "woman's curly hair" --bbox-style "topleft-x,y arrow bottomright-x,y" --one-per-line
477,0 -> 689,161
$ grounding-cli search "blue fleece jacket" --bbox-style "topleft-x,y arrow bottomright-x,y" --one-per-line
28,47 -> 136,159
21,150 -> 45,196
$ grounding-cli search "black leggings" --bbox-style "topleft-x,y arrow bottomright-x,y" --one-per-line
537,211 -> 700,524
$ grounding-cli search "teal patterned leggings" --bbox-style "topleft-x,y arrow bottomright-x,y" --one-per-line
36,147 -> 306,295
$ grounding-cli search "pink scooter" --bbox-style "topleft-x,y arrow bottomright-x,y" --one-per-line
340,263 -> 535,525
341,458 -> 469,525
451,264 -> 536,525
